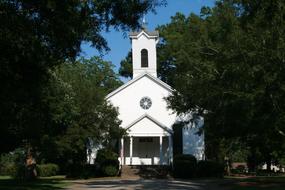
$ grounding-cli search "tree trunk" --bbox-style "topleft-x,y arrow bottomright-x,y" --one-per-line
25,147 -> 37,180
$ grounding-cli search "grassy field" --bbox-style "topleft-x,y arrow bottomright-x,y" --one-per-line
0,176 -> 69,190
224,176 -> 285,190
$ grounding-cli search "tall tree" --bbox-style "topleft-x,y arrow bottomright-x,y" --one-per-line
158,0 -> 285,168
0,0 -> 164,152
39,57 -> 123,167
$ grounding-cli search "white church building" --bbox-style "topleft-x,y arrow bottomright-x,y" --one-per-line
104,27 -> 204,166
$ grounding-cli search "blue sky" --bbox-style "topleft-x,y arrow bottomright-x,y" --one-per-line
80,0 -> 215,73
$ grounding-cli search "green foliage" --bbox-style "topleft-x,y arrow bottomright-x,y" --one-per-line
173,154 -> 197,178
0,0 -> 163,153
0,148 -> 26,178
102,165 -> 118,177
196,160 -> 224,178
95,149 -> 119,177
158,0 -> 285,168
0,176 -> 68,190
36,164 -> 59,177
119,52 -> 133,79
39,57 -> 125,169
173,154 -> 224,178
231,165 -> 247,175
172,123 -> 183,156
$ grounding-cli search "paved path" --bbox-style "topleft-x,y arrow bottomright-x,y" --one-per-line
68,178 -> 228,190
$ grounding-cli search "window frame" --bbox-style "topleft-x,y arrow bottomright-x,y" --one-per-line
141,49 -> 148,68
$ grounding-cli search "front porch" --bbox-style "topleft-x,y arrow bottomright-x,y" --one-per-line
119,135 -> 173,165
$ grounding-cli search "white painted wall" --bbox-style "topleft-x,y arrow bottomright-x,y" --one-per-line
131,32 -> 158,78
107,76 -> 176,135
128,117 -> 169,137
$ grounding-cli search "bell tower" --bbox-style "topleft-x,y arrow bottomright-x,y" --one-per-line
129,23 -> 159,78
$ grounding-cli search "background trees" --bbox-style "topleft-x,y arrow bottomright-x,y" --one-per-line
155,0 -> 285,170
118,0 -> 285,170
0,0 -> 164,153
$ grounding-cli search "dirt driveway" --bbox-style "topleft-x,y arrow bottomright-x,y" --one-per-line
68,178 -> 228,190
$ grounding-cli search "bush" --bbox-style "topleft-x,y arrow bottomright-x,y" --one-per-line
102,165 -> 118,176
231,165 -> 246,174
0,148 -> 26,179
196,160 -> 224,178
173,154 -> 197,178
37,164 -> 59,177
95,148 -> 119,177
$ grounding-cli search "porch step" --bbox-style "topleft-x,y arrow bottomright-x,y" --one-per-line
121,165 -> 171,179
121,165 -> 140,179
138,165 -> 171,179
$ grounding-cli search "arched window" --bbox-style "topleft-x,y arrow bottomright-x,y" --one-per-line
141,49 -> 148,67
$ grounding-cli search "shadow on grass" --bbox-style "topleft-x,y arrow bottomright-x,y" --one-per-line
223,176 -> 285,190
0,177 -> 68,190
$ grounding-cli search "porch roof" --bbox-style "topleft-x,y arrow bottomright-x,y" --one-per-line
125,114 -> 173,136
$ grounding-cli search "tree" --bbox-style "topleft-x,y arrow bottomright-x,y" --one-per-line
0,0 -> 164,153
158,0 -> 285,169
39,57 -> 124,168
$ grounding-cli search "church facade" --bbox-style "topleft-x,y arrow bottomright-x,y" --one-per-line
105,28 -> 204,165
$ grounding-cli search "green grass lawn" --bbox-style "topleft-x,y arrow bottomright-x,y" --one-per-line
0,176 -> 69,190
224,176 -> 285,190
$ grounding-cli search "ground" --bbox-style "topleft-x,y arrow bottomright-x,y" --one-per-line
68,176 -> 285,190
0,176 -> 68,190
1,176 -> 285,190
68,178 -> 222,190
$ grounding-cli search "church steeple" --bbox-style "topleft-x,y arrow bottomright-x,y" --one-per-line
129,20 -> 159,78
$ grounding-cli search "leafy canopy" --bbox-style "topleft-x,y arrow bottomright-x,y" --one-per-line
157,0 -> 285,166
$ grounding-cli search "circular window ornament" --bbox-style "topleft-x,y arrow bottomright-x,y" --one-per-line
140,97 -> 152,110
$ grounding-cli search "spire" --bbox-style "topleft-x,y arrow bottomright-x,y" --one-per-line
142,15 -> 148,30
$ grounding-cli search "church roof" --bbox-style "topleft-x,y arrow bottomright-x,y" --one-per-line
129,29 -> 159,38
105,73 -> 173,99
126,113 -> 173,134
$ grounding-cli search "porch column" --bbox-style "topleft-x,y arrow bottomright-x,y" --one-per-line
130,136 -> 133,165
120,138 -> 124,165
159,136 -> 163,165
168,135 -> 173,165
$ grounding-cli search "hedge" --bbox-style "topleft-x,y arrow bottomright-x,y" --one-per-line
95,148 -> 119,177
36,164 -> 59,177
173,154 -> 224,178
196,160 -> 224,177
173,154 -> 197,178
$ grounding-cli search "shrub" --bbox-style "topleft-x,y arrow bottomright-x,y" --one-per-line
196,160 -> 224,178
0,148 -> 26,179
173,154 -> 197,178
102,165 -> 118,176
95,148 -> 119,177
231,165 -> 246,174
37,164 -> 59,177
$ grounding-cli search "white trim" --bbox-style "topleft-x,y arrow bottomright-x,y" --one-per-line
129,30 -> 158,39
125,113 -> 173,134
105,73 -> 174,99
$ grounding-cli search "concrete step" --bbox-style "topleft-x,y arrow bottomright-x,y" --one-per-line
121,165 -> 171,179
121,165 -> 140,179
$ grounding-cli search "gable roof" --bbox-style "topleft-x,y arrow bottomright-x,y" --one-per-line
126,114 -> 173,134
129,29 -> 159,39
105,73 -> 174,99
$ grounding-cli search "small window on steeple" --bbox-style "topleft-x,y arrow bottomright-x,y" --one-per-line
141,49 -> 148,67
